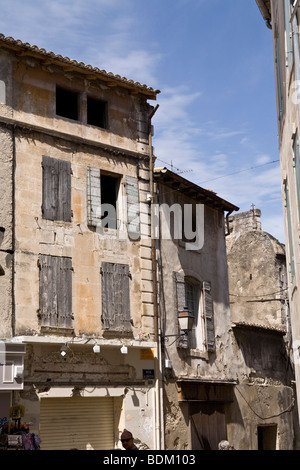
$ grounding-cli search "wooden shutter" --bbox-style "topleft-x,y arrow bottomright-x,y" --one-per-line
39,255 -> 73,329
58,160 -> 71,222
125,176 -> 140,240
203,281 -> 215,351
87,166 -> 101,227
42,156 -> 71,222
174,272 -> 188,348
42,156 -> 59,221
101,262 -> 131,332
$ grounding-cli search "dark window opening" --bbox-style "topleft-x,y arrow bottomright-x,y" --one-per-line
257,425 -> 277,450
87,97 -> 107,128
101,174 -> 118,229
56,87 -> 79,121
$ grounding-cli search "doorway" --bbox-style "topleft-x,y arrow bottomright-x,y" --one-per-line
190,403 -> 226,450
257,425 -> 277,450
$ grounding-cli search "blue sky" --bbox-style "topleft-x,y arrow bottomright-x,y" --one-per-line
0,0 -> 284,241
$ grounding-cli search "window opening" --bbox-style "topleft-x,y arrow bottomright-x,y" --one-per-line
101,174 -> 118,229
56,87 -> 79,121
87,97 -> 107,128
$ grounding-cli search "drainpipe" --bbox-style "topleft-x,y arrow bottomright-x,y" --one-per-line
148,104 -> 163,450
225,210 -> 234,237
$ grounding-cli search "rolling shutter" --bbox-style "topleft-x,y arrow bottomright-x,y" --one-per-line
40,397 -> 114,450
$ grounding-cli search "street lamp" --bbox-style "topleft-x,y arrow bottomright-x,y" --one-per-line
162,307 -> 194,344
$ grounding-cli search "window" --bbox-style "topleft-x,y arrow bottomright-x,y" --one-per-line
38,255 -> 73,330
87,97 -> 107,128
101,262 -> 131,332
56,87 -> 79,121
174,272 -> 215,351
87,168 -> 140,239
42,156 -> 72,222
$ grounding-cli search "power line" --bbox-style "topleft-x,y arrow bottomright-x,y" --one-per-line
197,159 -> 280,185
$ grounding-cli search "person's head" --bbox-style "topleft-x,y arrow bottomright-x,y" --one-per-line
218,440 -> 230,450
121,430 -> 136,450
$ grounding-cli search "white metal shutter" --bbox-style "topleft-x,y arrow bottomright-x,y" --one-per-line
40,397 -> 114,450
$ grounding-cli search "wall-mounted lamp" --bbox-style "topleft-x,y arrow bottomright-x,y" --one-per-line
60,344 -> 68,356
93,344 -> 101,353
162,307 -> 194,344
120,345 -> 128,354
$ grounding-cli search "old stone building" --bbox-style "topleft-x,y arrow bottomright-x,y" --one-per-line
226,208 -> 299,450
153,168 -> 239,450
256,0 -> 300,425
0,34 -> 161,449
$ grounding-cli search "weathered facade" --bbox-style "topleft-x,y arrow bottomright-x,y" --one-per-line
256,0 -> 300,425
0,34 -> 161,450
226,209 -> 299,450
154,168 -> 239,450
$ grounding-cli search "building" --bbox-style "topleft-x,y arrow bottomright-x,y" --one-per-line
226,208 -> 298,450
0,33 -> 161,450
153,167 -> 239,450
256,0 -> 300,424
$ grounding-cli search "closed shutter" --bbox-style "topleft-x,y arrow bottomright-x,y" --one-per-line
39,255 -> 73,329
42,156 -> 59,221
87,166 -> 101,227
40,397 -> 114,450
101,262 -> 131,332
203,281 -> 215,351
58,159 -> 72,222
125,176 -> 140,240
42,156 -> 71,222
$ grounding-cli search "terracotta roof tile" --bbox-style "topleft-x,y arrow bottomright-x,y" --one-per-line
0,33 -> 160,98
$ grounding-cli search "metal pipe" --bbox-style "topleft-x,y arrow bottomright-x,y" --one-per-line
148,104 -> 163,450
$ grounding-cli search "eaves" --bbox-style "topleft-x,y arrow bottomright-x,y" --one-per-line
0,33 -> 160,100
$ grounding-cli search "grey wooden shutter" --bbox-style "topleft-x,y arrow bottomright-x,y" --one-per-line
87,166 -> 101,227
42,156 -> 71,222
174,272 -> 188,348
39,254 -> 56,327
101,262 -> 131,332
57,257 -> 73,328
58,160 -> 72,222
125,176 -> 140,240
39,255 -> 73,329
42,156 -> 59,221
203,281 -> 215,351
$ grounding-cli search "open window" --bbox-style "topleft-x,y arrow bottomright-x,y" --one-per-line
174,273 -> 215,352
87,96 -> 107,129
87,167 -> 140,239
56,86 -> 79,121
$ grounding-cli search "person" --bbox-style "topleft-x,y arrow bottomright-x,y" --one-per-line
121,430 -> 138,450
218,440 -> 231,450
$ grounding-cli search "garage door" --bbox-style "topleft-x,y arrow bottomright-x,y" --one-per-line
40,397 -> 114,450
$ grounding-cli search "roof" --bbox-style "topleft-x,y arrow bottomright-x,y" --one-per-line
255,0 -> 272,25
154,167 -> 239,213
0,33 -> 160,100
